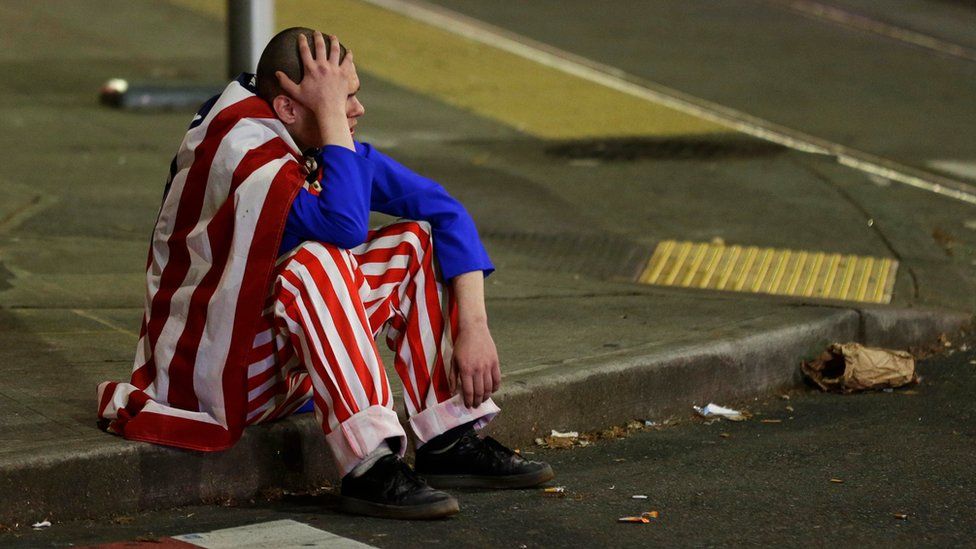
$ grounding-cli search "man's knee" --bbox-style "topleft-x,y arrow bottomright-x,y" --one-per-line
283,241 -> 357,288
395,220 -> 433,251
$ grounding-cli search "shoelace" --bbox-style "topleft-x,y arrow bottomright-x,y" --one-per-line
386,458 -> 430,495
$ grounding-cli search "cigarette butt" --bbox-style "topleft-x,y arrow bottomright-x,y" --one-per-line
632,495 -> 648,499
761,419 -> 782,424
544,486 -> 565,494
642,511 -> 660,519
618,516 -> 650,523
893,513 -> 908,520
830,478 -> 844,484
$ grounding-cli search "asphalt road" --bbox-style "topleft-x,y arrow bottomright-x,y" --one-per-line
5,333 -> 974,547
427,0 -> 976,175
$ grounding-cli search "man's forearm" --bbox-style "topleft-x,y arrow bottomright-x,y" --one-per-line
451,271 -> 488,330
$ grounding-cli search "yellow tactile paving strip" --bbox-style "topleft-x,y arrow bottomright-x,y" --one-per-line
171,0 -> 728,139
639,240 -> 898,304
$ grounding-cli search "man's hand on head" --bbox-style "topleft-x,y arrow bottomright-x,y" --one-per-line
275,31 -> 355,150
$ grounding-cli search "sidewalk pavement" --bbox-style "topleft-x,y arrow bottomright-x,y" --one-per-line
1,0 -> 974,527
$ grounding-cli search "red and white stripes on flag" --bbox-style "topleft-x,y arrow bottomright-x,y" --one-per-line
245,221 -> 499,476
96,78 -> 307,450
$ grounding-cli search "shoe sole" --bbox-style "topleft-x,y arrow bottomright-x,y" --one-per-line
422,464 -> 556,489
338,495 -> 460,520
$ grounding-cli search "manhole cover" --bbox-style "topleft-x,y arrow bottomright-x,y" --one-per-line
545,136 -> 786,161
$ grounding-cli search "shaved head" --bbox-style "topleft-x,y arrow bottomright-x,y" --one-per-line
256,26 -> 348,104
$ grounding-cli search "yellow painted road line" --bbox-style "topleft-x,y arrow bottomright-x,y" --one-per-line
640,240 -> 897,304
171,0 -> 726,139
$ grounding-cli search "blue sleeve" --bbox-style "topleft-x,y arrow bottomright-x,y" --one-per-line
280,145 -> 374,251
358,142 -> 494,280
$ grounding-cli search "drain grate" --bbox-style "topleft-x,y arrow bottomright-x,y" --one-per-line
545,136 -> 786,161
638,240 -> 898,304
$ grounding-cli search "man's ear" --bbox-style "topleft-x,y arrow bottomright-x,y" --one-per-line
272,95 -> 297,124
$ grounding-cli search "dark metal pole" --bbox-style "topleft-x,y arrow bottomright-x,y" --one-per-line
227,0 -> 276,79
101,0 -> 276,110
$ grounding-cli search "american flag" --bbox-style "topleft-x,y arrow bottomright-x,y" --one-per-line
97,75 -> 308,451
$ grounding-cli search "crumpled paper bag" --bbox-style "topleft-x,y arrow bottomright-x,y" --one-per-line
802,343 -> 917,393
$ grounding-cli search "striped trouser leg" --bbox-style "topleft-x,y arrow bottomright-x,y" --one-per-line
244,220 -> 498,475
351,221 -> 499,448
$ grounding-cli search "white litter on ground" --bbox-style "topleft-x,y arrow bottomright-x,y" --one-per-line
693,403 -> 746,421
32,520 -> 51,529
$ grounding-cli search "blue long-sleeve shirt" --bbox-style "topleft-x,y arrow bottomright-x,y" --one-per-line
278,142 -> 494,280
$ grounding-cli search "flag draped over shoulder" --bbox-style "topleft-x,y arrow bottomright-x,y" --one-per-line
97,75 -> 307,451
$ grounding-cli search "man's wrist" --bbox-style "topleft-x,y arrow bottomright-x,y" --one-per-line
317,112 -> 354,150
457,314 -> 489,331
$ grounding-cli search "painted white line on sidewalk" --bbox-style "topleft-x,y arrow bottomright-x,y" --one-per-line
360,0 -> 976,207
173,519 -> 376,549
928,160 -> 976,182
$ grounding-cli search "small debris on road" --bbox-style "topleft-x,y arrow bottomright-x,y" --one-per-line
617,511 -> 659,524
632,495 -> 648,499
761,419 -> 783,424
618,516 -> 649,523
694,403 -> 747,421
543,486 -> 566,498
893,513 -> 909,520
830,478 -> 845,484
719,432 -> 731,438
31,520 -> 51,530
537,430 -> 579,449
785,405 -> 795,412
802,343 -> 916,393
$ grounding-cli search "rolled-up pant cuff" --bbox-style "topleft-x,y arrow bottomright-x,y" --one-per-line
324,405 -> 408,477
410,394 -> 500,448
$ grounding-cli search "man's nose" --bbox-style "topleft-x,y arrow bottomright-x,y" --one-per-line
349,98 -> 365,118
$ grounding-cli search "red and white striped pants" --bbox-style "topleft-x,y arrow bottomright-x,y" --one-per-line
243,220 -> 499,476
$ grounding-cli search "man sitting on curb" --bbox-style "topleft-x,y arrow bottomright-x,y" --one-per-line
97,27 -> 553,520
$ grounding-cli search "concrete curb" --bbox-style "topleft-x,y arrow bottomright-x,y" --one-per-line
1,306 -> 969,526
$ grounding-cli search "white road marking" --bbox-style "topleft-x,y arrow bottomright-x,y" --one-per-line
172,519 -> 377,549
928,160 -> 976,182
361,0 -> 976,206
768,0 -> 976,63
71,309 -> 140,338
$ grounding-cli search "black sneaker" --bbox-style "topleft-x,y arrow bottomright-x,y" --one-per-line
339,454 -> 459,519
415,429 -> 555,489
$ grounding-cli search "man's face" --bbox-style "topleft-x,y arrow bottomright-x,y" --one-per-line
288,60 -> 365,150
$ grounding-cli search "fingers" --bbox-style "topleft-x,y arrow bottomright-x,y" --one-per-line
297,33 -> 315,71
312,31 -> 327,63
472,372 -> 484,409
341,49 -> 353,67
275,70 -> 299,96
490,362 -> 502,393
461,371 -> 474,408
328,34 -> 341,65
482,368 -> 494,403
